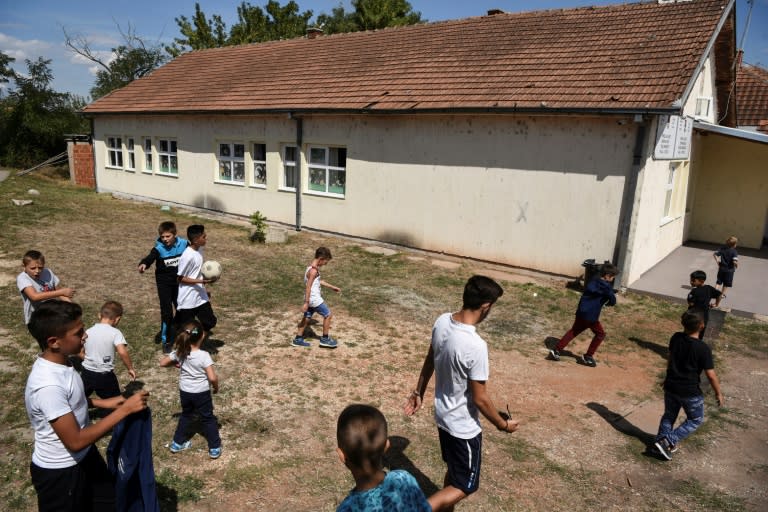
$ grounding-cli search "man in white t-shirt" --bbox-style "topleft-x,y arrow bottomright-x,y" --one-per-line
24,301 -> 148,511
404,275 -> 519,512
173,225 -> 218,351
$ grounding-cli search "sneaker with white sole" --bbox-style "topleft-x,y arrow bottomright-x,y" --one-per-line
548,349 -> 561,361
654,438 -> 673,460
319,336 -> 338,348
169,440 -> 192,453
292,336 -> 311,347
580,354 -> 597,367
209,447 -> 222,459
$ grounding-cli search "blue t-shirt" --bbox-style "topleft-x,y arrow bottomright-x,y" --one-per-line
337,469 -> 431,512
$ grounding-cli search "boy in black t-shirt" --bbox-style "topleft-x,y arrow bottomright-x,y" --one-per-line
653,311 -> 724,460
713,236 -> 739,299
686,270 -> 721,340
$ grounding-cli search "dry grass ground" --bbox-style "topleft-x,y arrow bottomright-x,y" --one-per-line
0,169 -> 766,511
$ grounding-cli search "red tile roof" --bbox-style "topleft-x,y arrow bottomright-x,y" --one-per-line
736,62 -> 768,130
84,0 -> 732,115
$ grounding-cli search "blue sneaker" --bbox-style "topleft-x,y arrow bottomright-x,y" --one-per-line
319,336 -> 338,348
292,336 -> 311,347
209,446 -> 222,459
169,440 -> 192,453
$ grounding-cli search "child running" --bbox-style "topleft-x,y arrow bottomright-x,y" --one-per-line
687,270 -> 721,340
160,320 -> 222,459
138,221 -> 189,352
549,263 -> 618,367
653,310 -> 724,460
336,404 -> 430,512
25,301 -> 149,511
80,301 -> 136,399
292,246 -> 341,348
713,236 -> 739,299
17,250 -> 75,325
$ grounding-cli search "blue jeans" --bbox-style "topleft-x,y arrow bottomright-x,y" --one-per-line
656,392 -> 704,446
173,389 -> 221,450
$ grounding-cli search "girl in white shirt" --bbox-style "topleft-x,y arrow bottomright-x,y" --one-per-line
160,321 -> 222,459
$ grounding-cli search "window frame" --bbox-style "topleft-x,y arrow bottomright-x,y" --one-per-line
157,138 -> 178,176
106,136 -> 123,169
307,145 -> 346,198
125,137 -> 136,171
251,142 -> 267,188
215,141 -> 246,185
661,161 -> 679,224
142,137 -> 153,173
281,145 -> 298,191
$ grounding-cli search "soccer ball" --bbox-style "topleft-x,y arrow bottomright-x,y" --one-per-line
201,260 -> 222,280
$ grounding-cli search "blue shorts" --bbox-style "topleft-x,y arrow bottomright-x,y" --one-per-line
438,428 -> 482,495
304,302 -> 331,319
716,269 -> 734,288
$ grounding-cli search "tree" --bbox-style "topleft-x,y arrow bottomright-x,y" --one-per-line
317,0 -> 423,34
166,2 -> 228,57
0,51 -> 15,90
0,57 -> 87,168
64,23 -> 166,99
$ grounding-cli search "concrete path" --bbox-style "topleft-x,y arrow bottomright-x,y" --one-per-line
629,241 -> 768,319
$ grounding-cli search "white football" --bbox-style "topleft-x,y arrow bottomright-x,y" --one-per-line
201,260 -> 222,280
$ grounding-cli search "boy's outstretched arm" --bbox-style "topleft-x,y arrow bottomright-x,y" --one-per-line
50,391 -> 149,452
116,344 -> 136,380
405,345 -> 435,416
469,379 -> 519,433
320,279 -> 341,293
22,286 -> 75,303
704,369 -> 724,406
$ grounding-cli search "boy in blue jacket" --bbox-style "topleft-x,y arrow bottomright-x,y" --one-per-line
549,263 -> 618,367
138,221 -> 188,352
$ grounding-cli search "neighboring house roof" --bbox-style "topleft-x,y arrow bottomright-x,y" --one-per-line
84,0 -> 732,116
736,62 -> 768,131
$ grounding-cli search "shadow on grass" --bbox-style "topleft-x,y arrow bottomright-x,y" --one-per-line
157,483 -> 179,512
385,435 -> 440,498
586,402 -> 663,459
628,337 -> 668,359
202,337 -> 225,354
543,336 -> 578,361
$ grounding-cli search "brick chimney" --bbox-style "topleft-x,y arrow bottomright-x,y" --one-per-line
307,27 -> 323,39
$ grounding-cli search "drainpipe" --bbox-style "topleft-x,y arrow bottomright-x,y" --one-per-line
613,118 -> 649,288
292,114 -> 303,231
89,118 -> 97,191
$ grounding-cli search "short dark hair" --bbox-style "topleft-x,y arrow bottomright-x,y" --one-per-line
600,263 -> 619,277
690,270 -> 706,281
158,221 -> 177,235
28,301 -> 83,351
23,250 -> 44,265
462,275 -> 504,310
681,310 -> 704,334
187,224 -> 205,242
315,247 -> 332,260
337,404 -> 388,472
100,301 -> 123,320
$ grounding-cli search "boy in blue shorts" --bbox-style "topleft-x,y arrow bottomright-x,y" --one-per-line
336,404 -> 430,511
404,275 -> 518,511
24,301 -> 149,511
292,247 -> 340,348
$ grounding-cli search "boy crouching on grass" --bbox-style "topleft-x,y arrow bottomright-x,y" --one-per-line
24,301 -> 149,511
653,310 -> 724,460
336,404 -> 430,512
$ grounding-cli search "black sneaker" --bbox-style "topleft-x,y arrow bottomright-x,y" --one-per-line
654,438 -> 673,460
580,354 -> 597,367
548,349 -> 561,361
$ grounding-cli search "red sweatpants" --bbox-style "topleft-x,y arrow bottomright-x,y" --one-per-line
555,316 -> 606,356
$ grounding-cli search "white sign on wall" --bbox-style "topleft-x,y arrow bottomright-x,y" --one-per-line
654,114 -> 693,160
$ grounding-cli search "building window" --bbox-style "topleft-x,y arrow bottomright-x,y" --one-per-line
308,146 -> 346,196
217,142 -> 245,184
662,162 -> 677,220
283,145 -> 297,190
253,143 -> 266,187
125,137 -> 135,170
158,139 -> 178,175
107,136 -> 123,168
143,137 -> 153,172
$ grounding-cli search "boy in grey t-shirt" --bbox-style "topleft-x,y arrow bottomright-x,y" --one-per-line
80,301 -> 136,398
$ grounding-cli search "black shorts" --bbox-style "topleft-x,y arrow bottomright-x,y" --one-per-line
30,445 -> 114,512
716,269 -> 734,288
80,368 -> 121,399
438,428 -> 482,495
174,302 -> 217,332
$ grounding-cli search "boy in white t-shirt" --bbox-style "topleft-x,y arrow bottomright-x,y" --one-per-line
24,301 -> 149,511
80,301 -> 136,399
173,225 -> 218,352
16,250 -> 75,325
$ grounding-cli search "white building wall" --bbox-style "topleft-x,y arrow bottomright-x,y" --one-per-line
94,113 -> 636,277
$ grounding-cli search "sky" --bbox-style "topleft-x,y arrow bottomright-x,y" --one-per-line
1,0 -> 766,100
